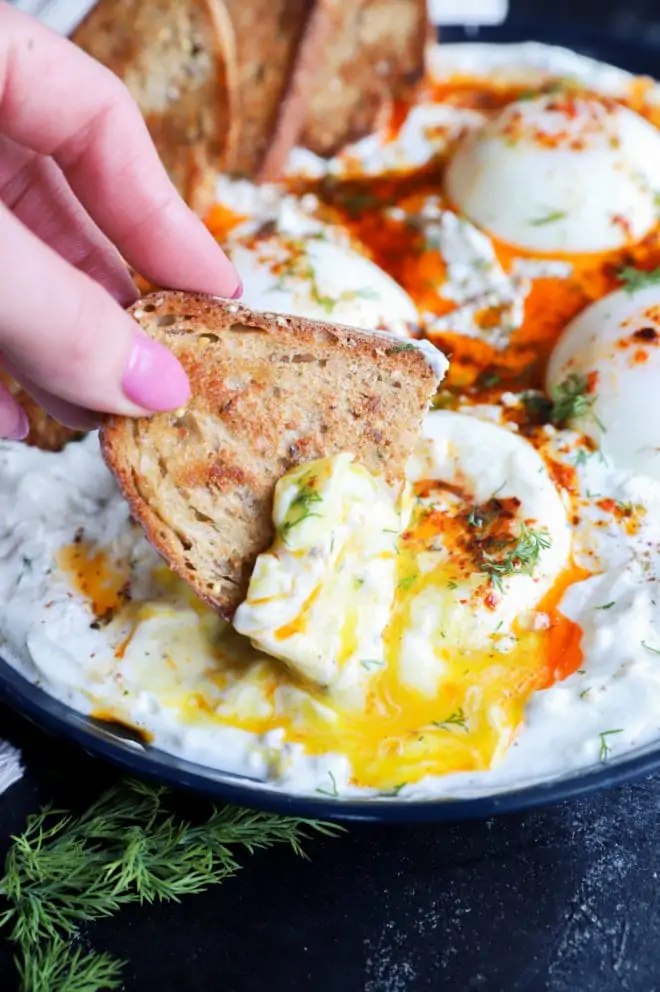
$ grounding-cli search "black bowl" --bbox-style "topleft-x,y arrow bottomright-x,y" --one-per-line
3,21 -> 660,822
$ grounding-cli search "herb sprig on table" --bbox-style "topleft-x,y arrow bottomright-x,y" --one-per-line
0,778 -> 342,991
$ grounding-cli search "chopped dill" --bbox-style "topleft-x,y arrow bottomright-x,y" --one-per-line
360,658 -> 385,671
550,373 -> 600,428
618,265 -> 660,294
595,601 -> 615,611
398,575 -> 418,590
579,688 -> 591,699
478,524 -> 551,592
642,640 -> 660,655
529,209 -> 567,226
385,343 -> 416,355
573,447 -> 592,467
279,474 -> 323,539
523,374 -> 602,430
447,580 -> 459,590
598,728 -> 623,761
315,771 -> 340,798
432,707 -> 469,733
380,782 -> 407,798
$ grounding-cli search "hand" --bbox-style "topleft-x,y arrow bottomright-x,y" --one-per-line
0,4 -> 241,438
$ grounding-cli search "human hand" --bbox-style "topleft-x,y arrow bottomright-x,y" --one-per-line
0,4 -> 241,439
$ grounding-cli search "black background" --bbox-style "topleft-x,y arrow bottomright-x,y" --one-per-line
4,3 -> 660,990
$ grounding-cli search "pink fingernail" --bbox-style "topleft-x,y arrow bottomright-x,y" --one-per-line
231,277 -> 243,299
7,407 -> 29,441
122,333 -> 190,411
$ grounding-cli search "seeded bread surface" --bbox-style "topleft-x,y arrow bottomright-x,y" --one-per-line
100,292 -> 441,617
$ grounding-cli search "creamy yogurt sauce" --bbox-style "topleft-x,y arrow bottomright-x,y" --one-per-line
4,41 -> 660,800
2,414 -> 660,800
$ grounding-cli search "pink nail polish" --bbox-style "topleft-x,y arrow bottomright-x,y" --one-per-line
231,277 -> 243,299
6,407 -> 29,441
122,333 -> 190,411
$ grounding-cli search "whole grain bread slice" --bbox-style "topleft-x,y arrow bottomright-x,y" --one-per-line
300,0 -> 429,158
100,292 -> 444,618
73,0 -> 238,215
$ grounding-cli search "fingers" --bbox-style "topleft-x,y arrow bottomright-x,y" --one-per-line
0,6 -> 241,298
0,362 -> 101,431
0,134 -> 137,305
0,381 -> 29,440
0,202 -> 190,416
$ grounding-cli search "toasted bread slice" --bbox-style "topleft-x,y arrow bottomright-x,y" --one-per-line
100,292 -> 444,617
222,0 -> 324,182
73,0 -> 237,214
300,0 -> 429,158
0,373 -> 83,452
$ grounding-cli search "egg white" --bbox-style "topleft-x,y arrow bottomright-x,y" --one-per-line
547,284 -> 660,481
226,207 -> 421,339
445,94 -> 660,253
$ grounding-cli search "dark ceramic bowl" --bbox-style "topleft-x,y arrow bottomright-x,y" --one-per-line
3,21 -> 660,822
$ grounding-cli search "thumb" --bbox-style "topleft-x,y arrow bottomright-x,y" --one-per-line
0,203 -> 190,417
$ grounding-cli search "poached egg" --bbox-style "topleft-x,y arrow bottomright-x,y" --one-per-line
445,93 -> 660,253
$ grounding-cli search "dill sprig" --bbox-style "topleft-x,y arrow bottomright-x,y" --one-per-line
523,373 -> 601,430
478,523 -> 551,592
280,474 -> 324,539
618,265 -> 660,294
0,779 -> 341,992
529,209 -> 567,227
598,729 -> 623,761
432,707 -> 469,733
549,373 -> 598,427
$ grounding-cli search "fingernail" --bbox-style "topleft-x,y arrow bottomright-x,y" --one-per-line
231,277 -> 243,299
6,406 -> 29,441
122,332 -> 190,411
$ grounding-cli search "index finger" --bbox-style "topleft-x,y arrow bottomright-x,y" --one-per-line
0,5 -> 240,298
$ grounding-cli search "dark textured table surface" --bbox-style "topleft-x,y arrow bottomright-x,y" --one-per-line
4,5 -> 660,991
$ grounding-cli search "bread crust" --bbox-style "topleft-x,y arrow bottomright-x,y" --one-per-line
100,291 -> 440,617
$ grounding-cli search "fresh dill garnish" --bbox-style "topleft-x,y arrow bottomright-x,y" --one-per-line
380,783 -> 407,798
580,688 -> 591,699
360,658 -> 385,671
523,374 -> 601,430
529,209 -> 567,226
385,343 -> 416,355
354,578 -> 365,589
447,580 -> 459,590
279,474 -> 323,539
642,640 -> 660,655
573,448 -> 592,467
550,373 -> 599,427
618,265 -> 660,294
398,574 -> 418,590
595,601 -> 615,611
478,524 -> 551,592
577,669 -> 586,675
315,771 -> 340,798
0,779 -> 340,991
432,707 -> 469,733
480,371 -> 501,388
598,728 -> 623,761
338,190 -> 382,217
